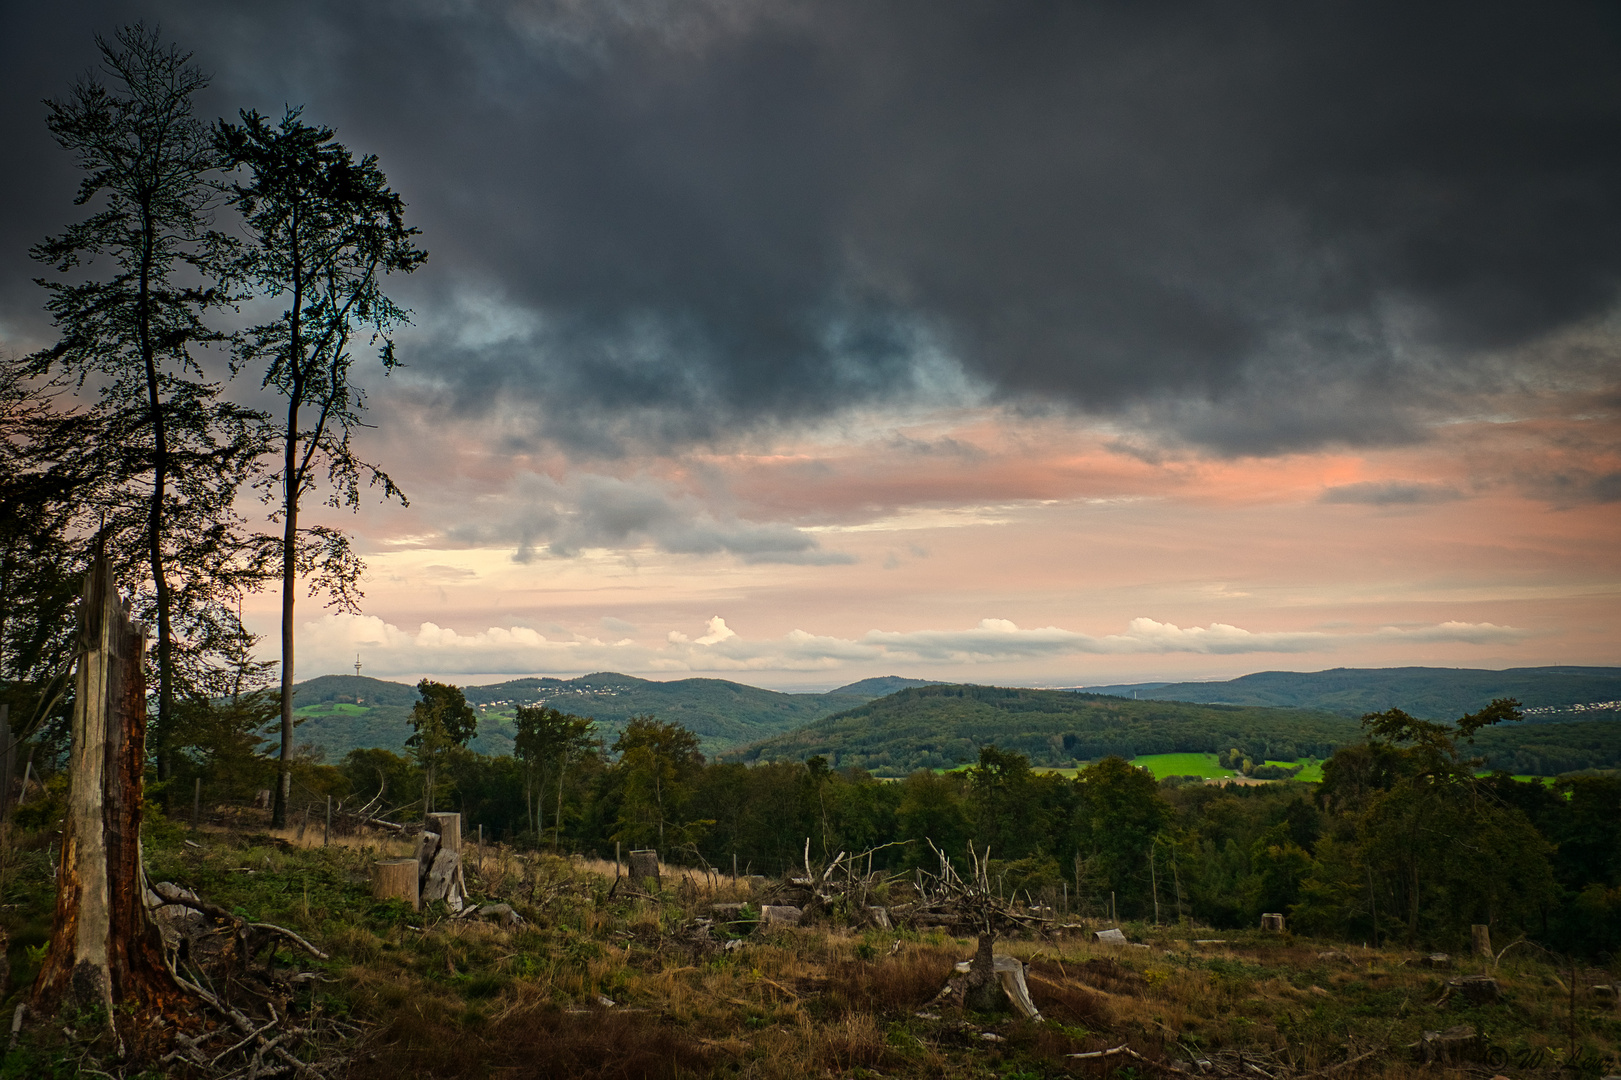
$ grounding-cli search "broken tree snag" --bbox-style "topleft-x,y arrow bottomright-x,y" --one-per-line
374,859 -> 421,909
1471,924 -> 1492,958
33,559 -> 198,1058
421,811 -> 466,910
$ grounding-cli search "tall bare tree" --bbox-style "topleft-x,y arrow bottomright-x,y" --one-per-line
219,108 -> 424,826
29,25 -> 268,780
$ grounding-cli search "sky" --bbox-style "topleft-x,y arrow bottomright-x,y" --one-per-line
2,1 -> 1618,691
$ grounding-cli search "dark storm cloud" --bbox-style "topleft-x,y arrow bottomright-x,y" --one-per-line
5,1 -> 1621,455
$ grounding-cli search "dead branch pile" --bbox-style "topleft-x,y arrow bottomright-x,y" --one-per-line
761,839 -> 910,927
901,842 -> 1053,1013
148,878 -> 356,1077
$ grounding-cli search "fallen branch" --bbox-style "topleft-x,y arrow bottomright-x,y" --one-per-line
1297,1047 -> 1382,1078
153,881 -> 330,960
1066,1044 -> 1180,1072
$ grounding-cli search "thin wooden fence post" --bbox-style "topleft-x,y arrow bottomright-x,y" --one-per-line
0,703 -> 12,820
324,795 -> 331,846
192,777 -> 200,830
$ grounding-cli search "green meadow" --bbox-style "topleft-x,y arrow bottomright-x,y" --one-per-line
1032,753 -> 1326,782
1129,752 -> 1236,779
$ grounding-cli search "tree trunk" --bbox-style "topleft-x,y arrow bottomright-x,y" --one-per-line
33,558 -> 194,1057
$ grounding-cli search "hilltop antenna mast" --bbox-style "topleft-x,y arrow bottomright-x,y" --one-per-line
354,654 -> 362,678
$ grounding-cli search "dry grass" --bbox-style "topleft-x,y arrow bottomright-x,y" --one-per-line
93,826 -> 1621,1079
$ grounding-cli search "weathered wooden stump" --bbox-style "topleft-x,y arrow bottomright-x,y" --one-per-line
373,859 -> 420,910
1260,912 -> 1286,932
1471,924 -> 1492,958
627,849 -> 660,890
420,812 -> 466,910
951,955 -> 1043,1021
1093,927 -> 1128,945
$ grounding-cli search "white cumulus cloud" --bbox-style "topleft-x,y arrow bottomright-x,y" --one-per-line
295,613 -> 1530,678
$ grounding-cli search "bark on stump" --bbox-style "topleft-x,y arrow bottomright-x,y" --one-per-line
32,559 -> 199,1058
373,859 -> 421,909
628,849 -> 660,890
1471,924 -> 1492,958
962,934 -> 1006,1012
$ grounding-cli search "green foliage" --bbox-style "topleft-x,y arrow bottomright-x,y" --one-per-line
513,706 -> 596,840
969,745 -> 1035,858
409,680 -> 478,814
611,716 -> 709,850
1295,700 -> 1560,947
895,771 -> 969,856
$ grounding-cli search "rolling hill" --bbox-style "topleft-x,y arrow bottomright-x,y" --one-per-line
1080,665 -> 1621,719
287,671 -> 876,761
730,681 -> 1621,777
729,683 -> 1362,776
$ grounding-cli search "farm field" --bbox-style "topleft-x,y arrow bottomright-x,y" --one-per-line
1129,752 -> 1235,779
1035,753 -> 1326,783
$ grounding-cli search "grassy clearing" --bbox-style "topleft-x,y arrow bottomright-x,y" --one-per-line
1131,752 -> 1237,779
1,814 -> 1617,1078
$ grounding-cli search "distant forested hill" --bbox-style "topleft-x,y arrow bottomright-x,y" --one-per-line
1082,666 -> 1621,719
732,681 -> 1621,777
287,671 -> 873,761
827,675 -> 942,696
730,684 -> 1362,775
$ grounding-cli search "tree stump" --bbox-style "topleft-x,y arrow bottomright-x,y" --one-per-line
373,859 -> 420,910
32,559 -> 198,1059
1471,924 -> 1492,958
628,849 -> 660,890
1260,912 -> 1286,932
420,812 -> 466,910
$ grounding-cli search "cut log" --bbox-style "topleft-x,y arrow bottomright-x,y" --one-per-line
32,559 -> 198,1059
1094,928 -> 1128,945
628,849 -> 660,889
1451,976 -> 1500,1004
1471,924 -> 1492,958
1413,1024 -> 1477,1064
373,859 -> 421,910
759,905 -> 803,926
